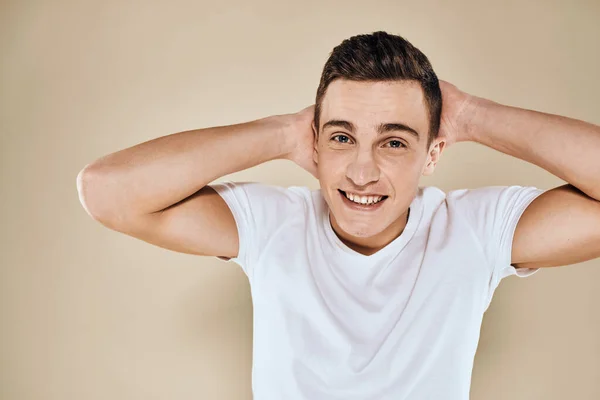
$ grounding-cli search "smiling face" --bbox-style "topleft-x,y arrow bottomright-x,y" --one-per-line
313,79 -> 444,251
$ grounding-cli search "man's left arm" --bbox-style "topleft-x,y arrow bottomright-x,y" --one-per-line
460,92 -> 600,269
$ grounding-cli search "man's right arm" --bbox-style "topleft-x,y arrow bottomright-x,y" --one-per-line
76,114 -> 297,259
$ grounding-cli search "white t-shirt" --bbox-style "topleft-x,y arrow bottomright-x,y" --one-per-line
209,181 -> 545,400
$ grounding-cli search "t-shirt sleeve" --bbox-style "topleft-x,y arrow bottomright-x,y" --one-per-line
447,185 -> 546,285
207,180 -> 303,281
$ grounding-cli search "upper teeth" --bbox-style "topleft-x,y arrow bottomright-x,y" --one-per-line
344,192 -> 384,205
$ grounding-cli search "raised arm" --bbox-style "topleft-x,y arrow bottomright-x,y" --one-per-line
75,106 -> 315,257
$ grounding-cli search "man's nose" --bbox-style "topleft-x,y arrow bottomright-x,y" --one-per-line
345,151 -> 380,187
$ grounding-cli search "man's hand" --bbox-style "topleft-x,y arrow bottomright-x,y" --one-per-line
438,80 -> 478,147
281,104 -> 319,179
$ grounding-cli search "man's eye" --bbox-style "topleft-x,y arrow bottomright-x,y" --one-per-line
387,140 -> 406,148
332,134 -> 350,143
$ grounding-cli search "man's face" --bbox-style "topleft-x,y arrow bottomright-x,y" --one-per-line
313,79 -> 441,240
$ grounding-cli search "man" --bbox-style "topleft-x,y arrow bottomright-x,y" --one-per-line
77,31 -> 600,399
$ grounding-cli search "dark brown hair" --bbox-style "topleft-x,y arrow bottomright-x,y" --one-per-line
314,31 -> 442,150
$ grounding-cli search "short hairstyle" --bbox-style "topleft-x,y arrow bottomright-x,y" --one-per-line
314,31 -> 442,150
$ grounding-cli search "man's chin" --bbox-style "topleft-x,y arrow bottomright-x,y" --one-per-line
333,213 -> 384,238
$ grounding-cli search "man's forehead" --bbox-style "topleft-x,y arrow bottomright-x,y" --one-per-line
320,80 -> 428,133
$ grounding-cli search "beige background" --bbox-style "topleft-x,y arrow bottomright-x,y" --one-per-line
1,0 -> 599,399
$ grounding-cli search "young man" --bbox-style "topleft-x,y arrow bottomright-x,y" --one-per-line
77,31 -> 600,399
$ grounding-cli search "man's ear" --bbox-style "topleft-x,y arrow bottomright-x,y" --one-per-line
422,138 -> 446,176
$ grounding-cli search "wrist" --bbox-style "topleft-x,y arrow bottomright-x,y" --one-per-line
270,113 -> 298,161
460,95 -> 489,143
254,114 -> 295,161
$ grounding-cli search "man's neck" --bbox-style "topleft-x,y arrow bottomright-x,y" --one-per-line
329,208 -> 410,256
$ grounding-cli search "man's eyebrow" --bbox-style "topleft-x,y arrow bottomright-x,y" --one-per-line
322,119 -> 420,141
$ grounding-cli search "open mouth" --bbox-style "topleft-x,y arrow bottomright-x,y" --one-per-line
338,189 -> 389,207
